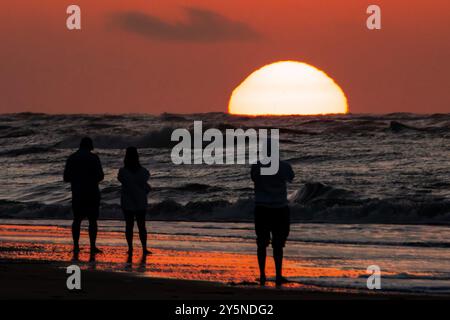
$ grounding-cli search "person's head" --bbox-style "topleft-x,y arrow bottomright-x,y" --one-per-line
79,137 -> 94,151
258,133 -> 280,176
124,146 -> 141,172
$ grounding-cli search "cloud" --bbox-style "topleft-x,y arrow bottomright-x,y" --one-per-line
111,7 -> 260,42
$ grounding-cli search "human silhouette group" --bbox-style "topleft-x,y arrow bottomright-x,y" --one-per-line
64,137 -> 294,286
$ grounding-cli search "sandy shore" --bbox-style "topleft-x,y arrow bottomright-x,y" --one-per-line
1,222 -> 450,300
0,259 -> 442,300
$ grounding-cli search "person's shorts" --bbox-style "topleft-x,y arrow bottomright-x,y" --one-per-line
123,210 -> 146,221
254,205 -> 290,248
72,204 -> 99,220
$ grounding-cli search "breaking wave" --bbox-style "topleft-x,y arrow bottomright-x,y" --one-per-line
2,182 -> 449,224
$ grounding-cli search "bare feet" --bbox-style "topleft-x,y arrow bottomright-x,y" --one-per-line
90,247 -> 103,254
71,251 -> 80,262
275,276 -> 290,286
126,252 -> 133,264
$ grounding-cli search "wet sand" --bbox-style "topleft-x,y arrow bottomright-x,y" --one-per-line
0,223 -> 447,300
0,223 -> 364,285
0,259 -> 433,300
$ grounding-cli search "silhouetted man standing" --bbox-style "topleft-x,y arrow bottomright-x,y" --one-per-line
251,160 -> 294,286
64,137 -> 104,254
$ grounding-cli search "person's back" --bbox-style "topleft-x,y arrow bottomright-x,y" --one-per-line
251,160 -> 294,286
64,148 -> 104,207
251,160 -> 294,207
63,137 -> 104,254
118,166 -> 150,212
117,146 -> 151,256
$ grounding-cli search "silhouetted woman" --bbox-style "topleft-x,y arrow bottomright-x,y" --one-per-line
118,147 -> 151,255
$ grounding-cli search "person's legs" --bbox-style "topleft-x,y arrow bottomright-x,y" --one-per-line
257,245 -> 267,285
136,212 -> 149,254
72,217 -> 82,252
273,246 -> 284,282
88,218 -> 101,253
88,207 -> 101,253
272,206 -> 290,286
255,206 -> 270,285
124,211 -> 134,254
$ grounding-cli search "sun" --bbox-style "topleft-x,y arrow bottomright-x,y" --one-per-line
228,61 -> 348,116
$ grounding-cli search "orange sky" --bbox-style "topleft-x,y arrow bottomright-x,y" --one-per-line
1,0 -> 450,114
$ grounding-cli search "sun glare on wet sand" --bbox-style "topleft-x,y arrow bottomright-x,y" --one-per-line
0,224 -> 362,287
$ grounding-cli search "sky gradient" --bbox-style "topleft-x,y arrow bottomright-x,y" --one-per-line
1,0 -> 450,114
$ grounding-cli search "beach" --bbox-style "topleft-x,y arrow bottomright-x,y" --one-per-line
1,113 -> 450,300
1,219 -> 450,299
1,259 -> 438,300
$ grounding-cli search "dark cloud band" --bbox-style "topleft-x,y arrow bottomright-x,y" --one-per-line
111,7 -> 261,42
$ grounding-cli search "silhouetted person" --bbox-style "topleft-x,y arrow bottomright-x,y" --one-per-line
118,147 -> 151,256
251,160 -> 294,286
64,137 -> 104,254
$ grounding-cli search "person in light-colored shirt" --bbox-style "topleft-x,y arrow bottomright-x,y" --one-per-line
251,160 -> 294,286
118,147 -> 151,256
251,161 -> 294,208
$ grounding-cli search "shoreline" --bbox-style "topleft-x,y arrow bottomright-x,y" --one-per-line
1,218 -> 450,227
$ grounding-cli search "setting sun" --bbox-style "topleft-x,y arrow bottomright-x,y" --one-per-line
228,61 -> 348,116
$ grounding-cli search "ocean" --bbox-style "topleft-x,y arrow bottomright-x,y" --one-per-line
1,112 -> 449,223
